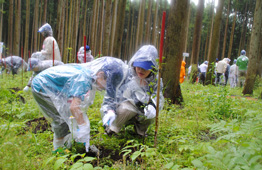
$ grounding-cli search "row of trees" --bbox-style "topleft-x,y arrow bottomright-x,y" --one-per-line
0,0 -> 261,102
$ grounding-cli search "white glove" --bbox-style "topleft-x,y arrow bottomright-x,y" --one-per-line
23,86 -> 30,92
144,105 -> 156,119
76,124 -> 90,152
102,110 -> 116,126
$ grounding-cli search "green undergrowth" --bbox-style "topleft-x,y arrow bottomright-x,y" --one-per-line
0,72 -> 262,169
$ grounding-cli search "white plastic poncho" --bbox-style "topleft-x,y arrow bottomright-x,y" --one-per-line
31,56 -> 127,151
27,58 -> 64,73
0,56 -> 28,74
77,46 -> 94,63
37,23 -> 61,61
119,45 -> 164,116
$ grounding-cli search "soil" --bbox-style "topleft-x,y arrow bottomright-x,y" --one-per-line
230,95 -> 258,101
24,117 -> 51,133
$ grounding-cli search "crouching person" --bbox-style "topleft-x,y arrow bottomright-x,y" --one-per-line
0,56 -> 28,75
31,57 -> 127,152
103,45 -> 164,136
23,58 -> 64,91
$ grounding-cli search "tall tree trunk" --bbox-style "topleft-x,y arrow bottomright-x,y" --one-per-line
102,0 -> 112,56
73,0 -> 80,62
190,0 -> 205,83
109,0 -> 118,56
221,0 -> 231,59
162,0 -> 190,104
63,0 -> 69,63
67,0 -> 73,63
98,0 -> 105,56
135,0 -> 143,50
152,0 -> 159,46
33,0 -> 39,52
0,2 -> 3,43
58,0 -> 65,60
238,2 -> 248,56
129,2 -> 135,59
243,0 -> 262,95
207,0 -> 214,61
205,0 -> 225,85
90,0 -> 97,55
145,0 -> 152,43
24,0 -> 30,61
227,0 -> 238,60
8,0 -> 14,55
42,0 -> 48,24
124,0 -> 132,60
14,0 -> 21,56
113,0 -> 126,58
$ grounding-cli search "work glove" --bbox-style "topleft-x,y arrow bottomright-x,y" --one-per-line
75,124 -> 90,152
102,110 -> 116,127
144,105 -> 156,119
23,85 -> 30,92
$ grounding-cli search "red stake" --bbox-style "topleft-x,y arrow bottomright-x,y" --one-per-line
154,11 -> 166,148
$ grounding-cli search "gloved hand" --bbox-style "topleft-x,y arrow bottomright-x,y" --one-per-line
23,86 -> 30,92
75,123 -> 90,152
144,105 -> 156,119
102,110 -> 116,126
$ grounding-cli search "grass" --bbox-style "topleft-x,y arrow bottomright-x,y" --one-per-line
0,71 -> 262,169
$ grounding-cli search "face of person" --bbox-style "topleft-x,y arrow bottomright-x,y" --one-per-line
95,71 -> 107,91
135,67 -> 151,79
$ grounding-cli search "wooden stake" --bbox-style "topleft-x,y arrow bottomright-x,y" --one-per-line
154,11 -> 166,148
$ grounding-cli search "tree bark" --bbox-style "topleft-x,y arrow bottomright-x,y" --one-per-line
98,0 -> 105,56
221,0 -> 230,59
14,0 -> 21,56
109,0 -> 118,56
0,2 -> 3,43
145,0 -> 152,43
113,0 -> 126,58
190,0 -> 205,83
243,0 -> 262,95
42,0 -> 48,24
227,0 -> 238,60
162,0 -> 190,104
152,0 -> 159,46
8,0 -> 14,55
206,0 -> 225,85
24,0 -> 30,61
102,0 -> 112,56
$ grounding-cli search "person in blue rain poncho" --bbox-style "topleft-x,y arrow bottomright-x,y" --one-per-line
31,57 -> 127,152
0,56 -> 28,75
102,45 -> 164,136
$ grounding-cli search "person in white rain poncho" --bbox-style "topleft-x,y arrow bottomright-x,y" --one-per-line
229,59 -> 238,88
77,45 -> 94,63
103,45 -> 164,136
31,57 -> 127,152
33,23 -> 61,61
23,58 -> 64,91
0,56 -> 28,75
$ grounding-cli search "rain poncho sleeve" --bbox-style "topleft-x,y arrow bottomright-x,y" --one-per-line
77,47 -> 94,63
119,45 -> 164,116
27,58 -> 64,73
41,37 -> 61,61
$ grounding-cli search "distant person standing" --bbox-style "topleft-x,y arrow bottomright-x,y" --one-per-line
216,58 -> 228,85
224,58 -> 231,85
199,61 -> 208,85
36,23 -> 61,61
229,59 -> 238,88
179,61 -> 186,83
236,50 -> 249,87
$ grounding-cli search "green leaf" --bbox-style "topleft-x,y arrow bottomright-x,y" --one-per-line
54,158 -> 67,170
164,162 -> 174,169
42,155 -> 56,168
70,162 -> 83,170
83,163 -> 94,170
71,153 -> 83,162
191,159 -> 203,168
83,156 -> 96,162
131,151 -> 141,161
